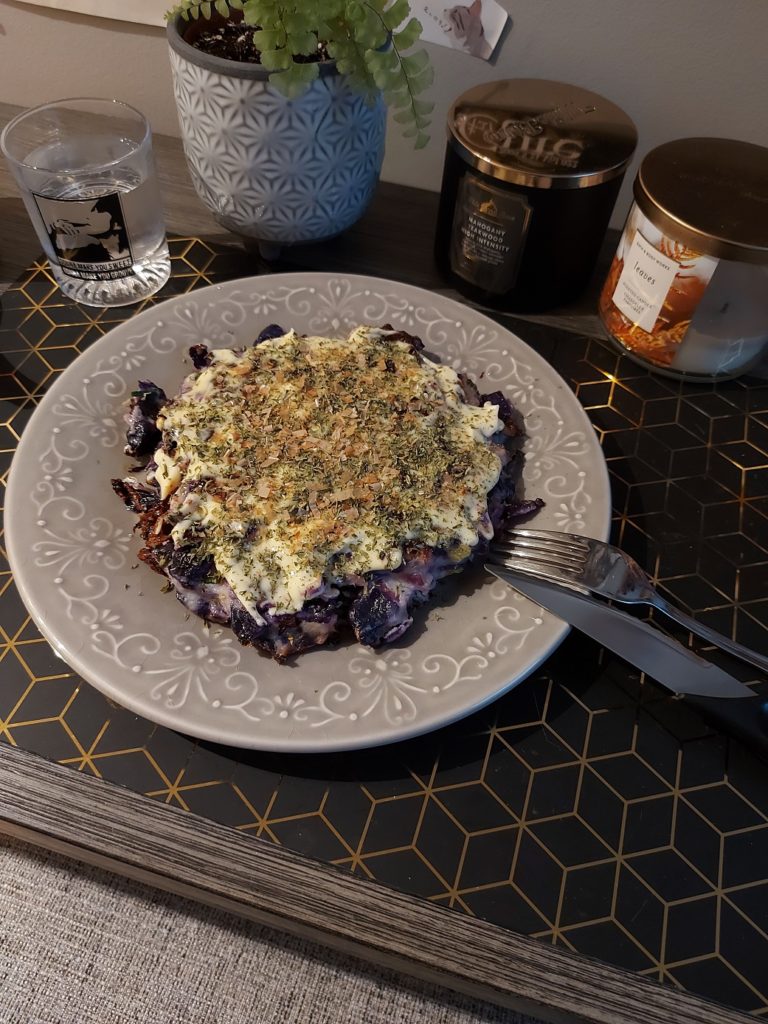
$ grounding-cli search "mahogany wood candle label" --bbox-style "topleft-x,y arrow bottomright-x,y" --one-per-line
449,177 -> 531,292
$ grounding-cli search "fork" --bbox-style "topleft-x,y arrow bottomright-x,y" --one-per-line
487,528 -> 768,676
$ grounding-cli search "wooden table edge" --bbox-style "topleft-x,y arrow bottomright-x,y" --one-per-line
0,743 -> 753,1024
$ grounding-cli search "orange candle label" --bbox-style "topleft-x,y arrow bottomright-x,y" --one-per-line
600,205 -> 719,366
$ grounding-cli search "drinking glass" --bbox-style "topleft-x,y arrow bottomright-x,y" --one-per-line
1,98 -> 171,307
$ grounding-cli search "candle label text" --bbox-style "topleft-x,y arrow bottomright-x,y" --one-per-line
600,206 -> 719,368
612,229 -> 679,332
450,176 -> 532,292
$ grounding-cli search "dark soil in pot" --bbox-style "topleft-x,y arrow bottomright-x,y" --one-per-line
181,12 -> 330,64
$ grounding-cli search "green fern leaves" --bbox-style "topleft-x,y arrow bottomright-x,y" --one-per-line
166,0 -> 434,145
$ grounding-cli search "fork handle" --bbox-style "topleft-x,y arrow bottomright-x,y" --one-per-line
652,596 -> 768,676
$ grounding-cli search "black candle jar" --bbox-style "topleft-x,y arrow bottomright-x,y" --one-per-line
434,79 -> 638,312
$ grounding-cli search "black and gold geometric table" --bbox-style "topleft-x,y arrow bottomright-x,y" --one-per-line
1,238 -> 768,1018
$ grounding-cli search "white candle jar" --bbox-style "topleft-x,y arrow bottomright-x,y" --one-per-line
599,138 -> 768,381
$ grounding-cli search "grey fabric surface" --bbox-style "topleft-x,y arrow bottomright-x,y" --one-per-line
0,837 -> 534,1024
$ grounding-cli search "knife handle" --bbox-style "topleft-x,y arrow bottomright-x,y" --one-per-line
683,693 -> 768,763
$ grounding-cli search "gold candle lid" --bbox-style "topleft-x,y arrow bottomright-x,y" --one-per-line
447,78 -> 637,190
635,137 -> 768,264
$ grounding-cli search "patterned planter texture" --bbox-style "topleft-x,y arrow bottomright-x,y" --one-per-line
168,17 -> 387,254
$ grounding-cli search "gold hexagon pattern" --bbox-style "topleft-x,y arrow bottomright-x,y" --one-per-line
1,240 -> 768,1016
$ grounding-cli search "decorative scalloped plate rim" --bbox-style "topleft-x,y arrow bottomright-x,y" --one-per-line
5,273 -> 610,752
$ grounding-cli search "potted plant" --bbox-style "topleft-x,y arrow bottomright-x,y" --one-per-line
166,0 -> 433,258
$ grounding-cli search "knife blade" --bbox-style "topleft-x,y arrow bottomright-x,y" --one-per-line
488,566 -> 750,697
488,564 -> 768,761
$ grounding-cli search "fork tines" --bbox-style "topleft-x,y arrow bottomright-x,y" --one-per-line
490,529 -> 589,571
496,528 -> 590,550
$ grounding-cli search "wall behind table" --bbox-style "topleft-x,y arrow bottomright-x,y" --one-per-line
2,0 -> 767,227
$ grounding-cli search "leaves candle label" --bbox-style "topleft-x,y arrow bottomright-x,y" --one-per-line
611,230 -> 680,332
416,0 -> 509,60
600,206 -> 719,367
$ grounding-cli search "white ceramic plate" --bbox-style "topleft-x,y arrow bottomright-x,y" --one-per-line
5,274 -> 610,751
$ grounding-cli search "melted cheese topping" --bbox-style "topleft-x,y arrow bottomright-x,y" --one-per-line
151,326 -> 503,617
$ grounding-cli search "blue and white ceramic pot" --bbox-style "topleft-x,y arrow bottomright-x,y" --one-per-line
167,15 -> 387,257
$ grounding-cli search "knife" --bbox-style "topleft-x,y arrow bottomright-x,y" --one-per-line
488,565 -> 768,762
